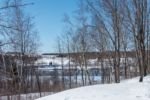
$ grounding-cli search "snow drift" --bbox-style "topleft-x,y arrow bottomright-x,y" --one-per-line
36,75 -> 150,100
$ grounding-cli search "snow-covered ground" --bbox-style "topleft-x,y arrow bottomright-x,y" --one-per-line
36,75 -> 150,100
0,92 -> 52,100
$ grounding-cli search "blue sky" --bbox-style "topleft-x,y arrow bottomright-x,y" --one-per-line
25,0 -> 78,53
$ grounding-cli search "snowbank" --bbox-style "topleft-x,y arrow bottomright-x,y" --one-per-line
36,75 -> 150,100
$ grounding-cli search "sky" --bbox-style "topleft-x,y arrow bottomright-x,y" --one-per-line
24,0 -> 78,53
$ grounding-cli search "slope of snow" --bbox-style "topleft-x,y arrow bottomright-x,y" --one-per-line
36,75 -> 150,100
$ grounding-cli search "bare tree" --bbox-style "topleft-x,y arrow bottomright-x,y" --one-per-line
124,0 -> 150,82
0,0 -> 39,97
62,14 -> 73,88
56,36 -> 65,90
85,0 -> 126,83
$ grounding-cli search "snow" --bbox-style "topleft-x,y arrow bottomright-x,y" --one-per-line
36,75 -> 150,100
0,92 -> 52,100
35,57 -> 69,66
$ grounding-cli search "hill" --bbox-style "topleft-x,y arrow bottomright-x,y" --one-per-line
36,76 -> 150,100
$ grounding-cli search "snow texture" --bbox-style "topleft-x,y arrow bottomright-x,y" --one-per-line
36,75 -> 150,100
